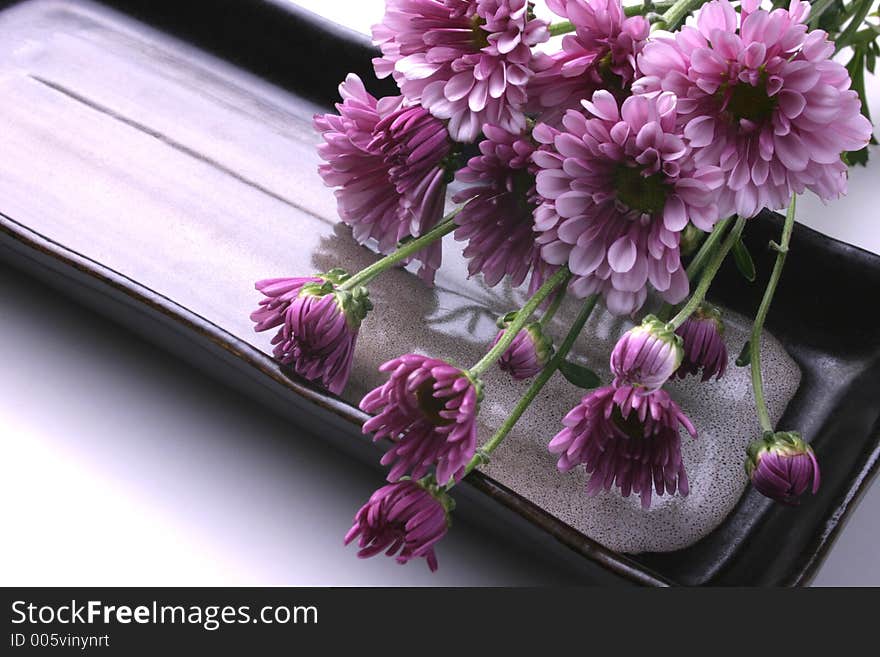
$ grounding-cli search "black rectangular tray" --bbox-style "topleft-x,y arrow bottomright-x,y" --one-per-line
1,0 -> 878,585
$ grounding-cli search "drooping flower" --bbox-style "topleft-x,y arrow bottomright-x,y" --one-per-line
372,0 -> 549,142
250,276 -> 323,332
345,479 -> 452,571
610,315 -> 683,391
452,124 -> 548,288
492,318 -> 553,379
532,91 -> 725,315
251,270 -> 371,395
527,0 -> 649,125
360,354 -> 482,484
674,303 -> 728,381
549,385 -> 697,508
746,431 -> 820,505
314,74 -> 453,284
635,0 -> 874,217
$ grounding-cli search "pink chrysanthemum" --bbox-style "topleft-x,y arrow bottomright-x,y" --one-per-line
314,74 -> 453,283
360,354 -> 481,485
674,304 -> 728,381
549,384 -> 697,508
251,272 -> 371,395
452,125 -> 549,288
345,479 -> 451,571
635,0 -> 873,217
532,91 -> 724,315
250,276 -> 322,332
610,315 -> 683,391
372,0 -> 549,142
527,0 -> 649,125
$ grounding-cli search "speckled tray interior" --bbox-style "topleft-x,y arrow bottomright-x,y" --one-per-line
1,0 -> 878,585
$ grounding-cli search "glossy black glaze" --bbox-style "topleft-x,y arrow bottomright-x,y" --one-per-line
1,0 -> 877,585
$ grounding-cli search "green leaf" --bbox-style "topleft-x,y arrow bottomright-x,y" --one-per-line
735,341 -> 751,367
732,238 -> 756,282
847,146 -> 870,167
559,361 -> 601,389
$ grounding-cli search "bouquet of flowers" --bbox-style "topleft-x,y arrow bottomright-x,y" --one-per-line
250,0 -> 876,571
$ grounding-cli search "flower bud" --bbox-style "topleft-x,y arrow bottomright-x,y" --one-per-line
746,431 -> 820,505
674,303 -> 728,382
493,316 -> 553,380
610,315 -> 683,390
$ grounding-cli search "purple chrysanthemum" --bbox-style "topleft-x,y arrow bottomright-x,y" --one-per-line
549,384 -> 697,508
492,321 -> 553,379
527,0 -> 649,125
635,0 -> 873,217
360,354 -> 481,484
452,124 -> 549,288
746,431 -> 820,505
314,74 -> 452,284
372,0 -> 549,142
532,91 -> 725,315
610,315 -> 683,391
251,271 -> 371,395
345,479 -> 451,571
674,304 -> 728,381
250,276 -> 322,332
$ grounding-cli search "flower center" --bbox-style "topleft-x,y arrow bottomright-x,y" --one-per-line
611,406 -> 646,440
725,80 -> 776,124
415,379 -> 454,426
470,15 -> 490,49
597,51 -> 627,100
614,165 -> 668,215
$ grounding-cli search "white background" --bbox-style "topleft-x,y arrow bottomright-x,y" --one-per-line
0,0 -> 878,586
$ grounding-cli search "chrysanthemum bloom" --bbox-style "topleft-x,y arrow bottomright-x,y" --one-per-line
250,276 -> 322,332
372,0 -> 549,142
674,303 -> 728,381
345,479 -> 452,571
610,315 -> 683,391
549,384 -> 697,508
452,124 -> 548,288
527,0 -> 649,125
492,319 -> 553,379
360,354 -> 481,484
532,91 -> 724,315
314,74 -> 453,283
746,430 -> 820,505
252,270 -> 372,395
635,0 -> 874,217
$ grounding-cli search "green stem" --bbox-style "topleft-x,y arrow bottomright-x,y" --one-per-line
626,1 -> 675,16
469,267 -> 571,377
808,0 -> 838,28
548,20 -> 575,37
339,207 -> 462,290
458,296 -> 600,480
657,218 -> 732,321
669,215 -> 746,329
654,0 -> 709,31
835,0 -> 875,52
750,197 -> 797,433
686,216 -> 733,280
538,288 -> 565,328
847,27 -> 880,48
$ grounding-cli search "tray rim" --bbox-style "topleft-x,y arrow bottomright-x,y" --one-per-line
3,204 -> 879,587
1,0 -> 878,585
